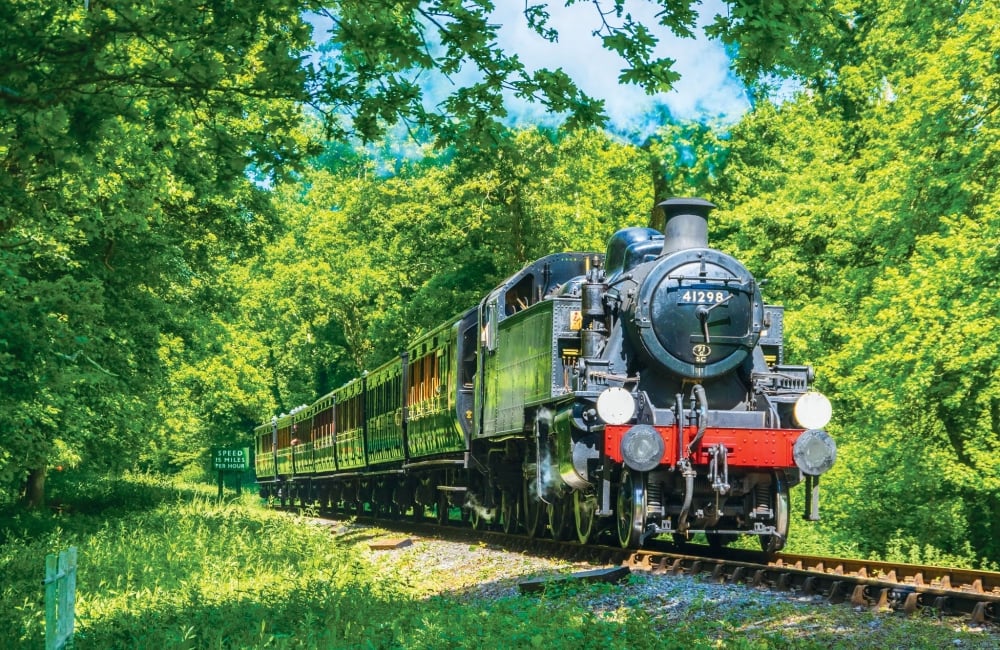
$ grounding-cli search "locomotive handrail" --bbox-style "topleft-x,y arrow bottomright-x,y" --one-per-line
666,275 -> 753,289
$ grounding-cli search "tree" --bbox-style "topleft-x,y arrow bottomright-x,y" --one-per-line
822,1 -> 1000,560
710,0 -> 1000,562
0,1 -> 312,504
246,125 -> 653,399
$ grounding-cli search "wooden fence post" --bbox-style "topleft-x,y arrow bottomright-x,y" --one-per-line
44,546 -> 77,650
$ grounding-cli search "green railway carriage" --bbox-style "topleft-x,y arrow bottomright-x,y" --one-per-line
405,309 -> 476,460
254,421 -> 275,481
291,405 -> 314,475
274,412 -> 295,478
255,407 -> 308,505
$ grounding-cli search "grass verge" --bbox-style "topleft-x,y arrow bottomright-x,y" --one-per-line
0,471 -> 995,649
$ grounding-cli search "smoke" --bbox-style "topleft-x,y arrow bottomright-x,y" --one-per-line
524,407 -> 564,504
463,492 -> 496,523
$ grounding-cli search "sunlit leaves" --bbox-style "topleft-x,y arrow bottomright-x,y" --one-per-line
0,1 -> 313,499
706,0 -> 849,92
311,1 -> 704,144
712,0 -> 1000,561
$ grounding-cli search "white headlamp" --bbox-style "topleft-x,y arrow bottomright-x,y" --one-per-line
596,387 -> 636,425
794,391 -> 832,429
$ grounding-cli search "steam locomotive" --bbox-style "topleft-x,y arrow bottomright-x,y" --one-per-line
255,198 -> 837,551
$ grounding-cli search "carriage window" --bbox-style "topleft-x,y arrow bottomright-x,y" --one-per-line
426,356 -> 436,397
319,406 -> 333,439
437,348 -> 447,395
408,354 -> 440,403
336,391 -> 363,432
418,358 -> 426,401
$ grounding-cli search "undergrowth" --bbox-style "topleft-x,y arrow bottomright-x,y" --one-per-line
0,471 -> 995,649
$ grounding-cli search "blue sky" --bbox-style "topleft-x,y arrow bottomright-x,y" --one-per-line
488,0 -> 749,132
307,1 -> 749,138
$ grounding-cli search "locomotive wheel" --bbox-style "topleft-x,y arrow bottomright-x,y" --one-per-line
617,469 -> 646,549
547,495 -> 574,540
759,474 -> 790,554
522,475 -> 547,537
500,489 -> 519,535
574,490 -> 598,545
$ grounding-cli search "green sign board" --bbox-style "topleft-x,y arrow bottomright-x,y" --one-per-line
212,447 -> 251,471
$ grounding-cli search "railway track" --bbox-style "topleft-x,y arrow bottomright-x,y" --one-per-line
627,548 -> 1000,625
302,506 -> 999,626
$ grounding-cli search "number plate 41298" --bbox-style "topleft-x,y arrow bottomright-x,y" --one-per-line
678,289 -> 730,304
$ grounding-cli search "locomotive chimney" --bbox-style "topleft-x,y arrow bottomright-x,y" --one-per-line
657,197 -> 715,254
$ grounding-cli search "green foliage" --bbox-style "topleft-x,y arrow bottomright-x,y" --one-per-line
706,0 -> 851,93
311,1 -> 706,146
250,126 -> 653,402
0,1 -> 312,498
712,0 -> 1000,562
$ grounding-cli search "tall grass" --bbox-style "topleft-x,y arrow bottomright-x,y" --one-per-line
1,472 -> 995,649
1,472 -> 396,648
0,472 -> 697,649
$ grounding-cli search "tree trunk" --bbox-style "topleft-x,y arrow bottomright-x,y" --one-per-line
21,467 -> 46,509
